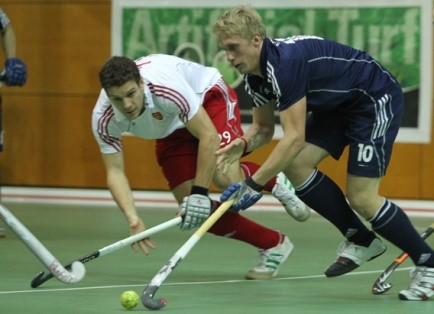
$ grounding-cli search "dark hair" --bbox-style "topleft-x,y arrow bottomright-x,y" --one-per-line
99,56 -> 141,90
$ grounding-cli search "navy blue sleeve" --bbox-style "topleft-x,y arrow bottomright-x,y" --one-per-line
267,44 -> 310,111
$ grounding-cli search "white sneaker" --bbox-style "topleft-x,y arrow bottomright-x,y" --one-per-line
399,266 -> 434,301
272,172 -> 310,222
245,235 -> 294,280
325,237 -> 386,277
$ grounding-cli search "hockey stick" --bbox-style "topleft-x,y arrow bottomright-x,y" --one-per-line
0,203 -> 86,283
30,216 -> 182,288
141,198 -> 235,310
0,71 -> 5,86
372,222 -> 434,295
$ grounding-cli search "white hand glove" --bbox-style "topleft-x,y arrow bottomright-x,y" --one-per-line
179,194 -> 212,231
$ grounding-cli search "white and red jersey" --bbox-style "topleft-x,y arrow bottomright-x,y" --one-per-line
92,54 -> 222,154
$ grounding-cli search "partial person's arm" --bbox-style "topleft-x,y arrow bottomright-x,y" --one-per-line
220,97 -> 307,211
102,152 -> 157,254
241,101 -> 276,152
185,106 -> 220,190
179,106 -> 220,231
1,23 -> 16,58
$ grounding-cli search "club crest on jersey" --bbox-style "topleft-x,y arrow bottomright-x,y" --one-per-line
152,112 -> 163,120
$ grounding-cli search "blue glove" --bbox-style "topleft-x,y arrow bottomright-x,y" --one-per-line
220,177 -> 263,212
5,58 -> 27,86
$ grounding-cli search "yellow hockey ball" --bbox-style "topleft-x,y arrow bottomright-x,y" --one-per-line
120,290 -> 139,310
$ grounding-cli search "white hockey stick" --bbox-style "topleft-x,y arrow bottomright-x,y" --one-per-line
141,198 -> 234,310
0,204 -> 86,283
30,216 -> 182,288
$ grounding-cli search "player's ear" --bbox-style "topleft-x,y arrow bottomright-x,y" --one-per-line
139,77 -> 145,89
252,34 -> 262,47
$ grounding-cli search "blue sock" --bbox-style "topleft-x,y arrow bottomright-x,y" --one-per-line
296,168 -> 373,244
369,199 -> 434,266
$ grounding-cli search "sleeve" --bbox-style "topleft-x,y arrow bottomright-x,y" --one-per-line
0,8 -> 10,31
91,90 -> 123,154
268,48 -> 310,111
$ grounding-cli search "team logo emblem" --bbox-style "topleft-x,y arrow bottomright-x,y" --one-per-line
152,112 -> 163,120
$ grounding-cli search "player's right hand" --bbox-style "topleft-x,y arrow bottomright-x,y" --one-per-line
179,194 -> 212,230
5,58 -> 27,86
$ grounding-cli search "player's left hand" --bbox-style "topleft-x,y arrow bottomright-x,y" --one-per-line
179,194 -> 212,230
5,58 -> 27,86
128,217 -> 157,255
220,179 -> 263,212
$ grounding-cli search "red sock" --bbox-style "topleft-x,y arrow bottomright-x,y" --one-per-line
208,204 -> 281,249
240,161 -> 276,192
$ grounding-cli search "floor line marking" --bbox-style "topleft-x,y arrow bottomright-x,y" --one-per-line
0,267 -> 413,295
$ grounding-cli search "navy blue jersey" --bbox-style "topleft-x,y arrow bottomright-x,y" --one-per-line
245,36 -> 400,112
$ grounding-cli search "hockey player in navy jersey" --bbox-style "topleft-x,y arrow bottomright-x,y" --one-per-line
213,5 -> 434,301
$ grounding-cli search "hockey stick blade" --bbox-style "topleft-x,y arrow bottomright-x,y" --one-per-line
141,199 -> 234,310
30,216 -> 181,288
30,250 -> 99,288
142,284 -> 168,310
371,222 -> 434,295
0,204 -> 86,283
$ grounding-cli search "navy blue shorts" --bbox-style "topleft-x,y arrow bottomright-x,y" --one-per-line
305,86 -> 403,178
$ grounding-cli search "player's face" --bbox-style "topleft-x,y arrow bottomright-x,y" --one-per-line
107,79 -> 145,120
219,34 -> 262,75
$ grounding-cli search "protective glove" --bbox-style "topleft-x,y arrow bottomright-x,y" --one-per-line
5,58 -> 27,86
179,194 -> 212,231
220,177 -> 263,212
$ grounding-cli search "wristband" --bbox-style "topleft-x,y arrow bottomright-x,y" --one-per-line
245,176 -> 264,192
240,137 -> 248,155
191,185 -> 209,196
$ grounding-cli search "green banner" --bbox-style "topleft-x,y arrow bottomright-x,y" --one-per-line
112,0 -> 432,143
121,7 -> 420,88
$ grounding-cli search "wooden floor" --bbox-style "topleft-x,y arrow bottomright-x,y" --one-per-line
0,202 -> 433,313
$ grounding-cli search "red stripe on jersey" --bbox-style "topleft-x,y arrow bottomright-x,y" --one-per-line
135,60 -> 151,69
148,83 -> 190,123
97,107 -> 122,151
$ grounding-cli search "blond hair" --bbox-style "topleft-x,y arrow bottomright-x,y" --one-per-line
213,5 -> 266,41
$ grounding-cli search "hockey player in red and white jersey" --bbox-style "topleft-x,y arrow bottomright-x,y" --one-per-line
92,54 -> 310,280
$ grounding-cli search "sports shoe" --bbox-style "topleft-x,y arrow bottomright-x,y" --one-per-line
399,266 -> 434,301
325,237 -> 386,277
0,227 -> 5,238
272,172 -> 310,222
245,234 -> 294,280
